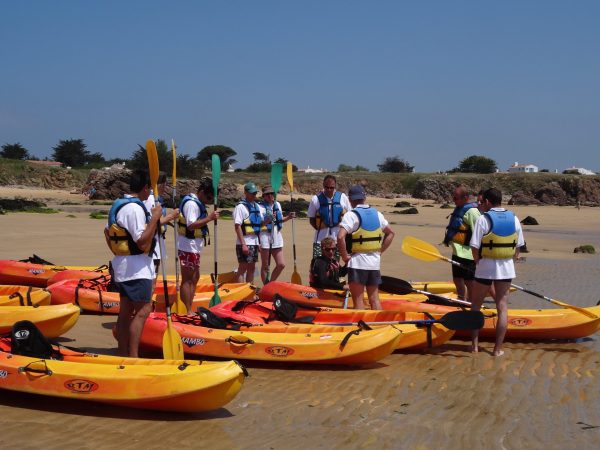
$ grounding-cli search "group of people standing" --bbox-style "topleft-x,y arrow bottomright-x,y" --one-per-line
105,169 -> 523,359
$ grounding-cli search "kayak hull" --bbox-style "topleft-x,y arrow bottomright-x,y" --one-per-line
0,304 -> 80,337
139,313 -> 402,365
0,285 -> 51,307
0,340 -> 245,413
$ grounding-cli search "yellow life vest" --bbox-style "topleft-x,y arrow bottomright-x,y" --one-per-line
177,195 -> 209,243
480,210 -> 518,259
345,207 -> 383,253
107,197 -> 152,256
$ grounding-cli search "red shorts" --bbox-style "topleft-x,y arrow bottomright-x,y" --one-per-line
178,250 -> 200,269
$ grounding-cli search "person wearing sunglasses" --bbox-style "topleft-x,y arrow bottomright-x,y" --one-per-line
309,236 -> 348,290
233,182 -> 264,283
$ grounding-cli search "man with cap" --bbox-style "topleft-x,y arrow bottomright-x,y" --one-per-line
337,185 -> 395,310
258,184 -> 295,284
233,182 -> 264,283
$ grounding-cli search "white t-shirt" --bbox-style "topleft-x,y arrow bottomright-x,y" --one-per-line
233,201 -> 262,246
307,191 -> 352,242
258,201 -> 284,249
144,193 -> 163,260
177,193 -> 206,254
470,207 -> 525,280
110,195 -> 155,282
339,204 -> 389,271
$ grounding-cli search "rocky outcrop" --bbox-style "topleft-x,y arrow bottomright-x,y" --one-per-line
508,192 -> 542,206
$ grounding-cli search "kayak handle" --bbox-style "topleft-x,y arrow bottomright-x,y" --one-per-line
18,360 -> 53,376
226,336 -> 255,346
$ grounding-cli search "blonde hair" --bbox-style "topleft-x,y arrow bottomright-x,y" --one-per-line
321,236 -> 336,248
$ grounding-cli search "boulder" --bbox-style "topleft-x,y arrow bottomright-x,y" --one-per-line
521,216 -> 539,225
508,191 -> 541,206
393,207 -> 419,215
535,182 -> 569,206
394,201 -> 412,208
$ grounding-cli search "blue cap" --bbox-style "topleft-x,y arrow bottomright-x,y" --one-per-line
348,185 -> 366,200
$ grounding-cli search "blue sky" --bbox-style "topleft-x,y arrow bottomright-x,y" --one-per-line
2,1 -> 599,172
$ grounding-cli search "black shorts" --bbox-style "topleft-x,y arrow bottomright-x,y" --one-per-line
236,244 -> 259,263
115,279 -> 153,303
474,278 -> 512,286
347,268 -> 381,286
452,254 -> 476,280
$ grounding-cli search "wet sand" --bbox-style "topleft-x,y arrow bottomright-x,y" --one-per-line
1,187 -> 599,449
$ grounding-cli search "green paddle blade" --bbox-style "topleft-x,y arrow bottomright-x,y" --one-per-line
271,163 -> 283,196
212,154 -> 221,203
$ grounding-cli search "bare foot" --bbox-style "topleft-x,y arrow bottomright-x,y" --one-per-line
470,345 -> 479,353
492,350 -> 505,357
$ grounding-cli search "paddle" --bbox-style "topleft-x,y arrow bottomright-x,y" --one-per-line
342,290 -> 350,309
323,310 -> 484,331
401,236 -> 598,319
170,139 -> 186,314
286,162 -> 302,285
380,275 -> 472,307
208,154 -> 221,307
146,139 -> 184,359
264,162 -> 283,284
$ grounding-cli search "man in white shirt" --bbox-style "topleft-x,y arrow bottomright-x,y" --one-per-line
307,175 -> 351,260
337,185 -> 395,310
233,182 -> 264,283
470,188 -> 525,357
105,170 -> 163,357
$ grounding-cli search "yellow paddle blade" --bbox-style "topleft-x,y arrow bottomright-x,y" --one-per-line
162,317 -> 184,359
402,236 -> 445,262
171,139 -> 177,185
291,269 -> 302,285
551,299 -> 599,318
146,139 -> 159,193
171,294 -> 186,315
286,161 -> 294,192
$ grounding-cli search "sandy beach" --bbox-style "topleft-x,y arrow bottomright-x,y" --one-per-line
1,186 -> 599,449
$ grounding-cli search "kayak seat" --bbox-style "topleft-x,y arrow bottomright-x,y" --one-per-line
11,320 -> 62,360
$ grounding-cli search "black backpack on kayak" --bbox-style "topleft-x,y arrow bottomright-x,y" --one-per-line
271,295 -> 316,324
11,320 -> 62,360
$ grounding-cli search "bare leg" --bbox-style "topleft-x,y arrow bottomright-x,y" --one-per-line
349,282 -> 365,310
246,262 -> 256,284
492,281 -> 511,356
453,276 -> 467,300
270,248 -> 286,282
128,301 -> 153,358
470,280 -> 488,353
366,284 -> 381,310
180,264 -> 200,314
259,247 -> 269,284
116,296 -> 133,356
464,279 -> 474,302
236,262 -> 249,283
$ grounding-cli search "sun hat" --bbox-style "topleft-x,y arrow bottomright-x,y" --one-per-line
262,184 -> 275,195
348,185 -> 366,200
244,182 -> 258,193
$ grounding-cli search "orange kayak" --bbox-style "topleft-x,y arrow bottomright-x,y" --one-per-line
0,338 -> 245,413
47,269 -> 238,286
210,300 -> 454,350
259,281 -> 428,308
0,260 -> 109,287
0,285 -> 51,306
0,304 -> 80,337
48,279 -> 255,314
139,313 -> 402,365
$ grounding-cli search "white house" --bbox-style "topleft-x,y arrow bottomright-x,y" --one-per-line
508,162 -> 538,173
564,166 -> 595,175
298,165 -> 328,173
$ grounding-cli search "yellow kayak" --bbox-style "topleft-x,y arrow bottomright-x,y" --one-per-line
0,304 -> 80,337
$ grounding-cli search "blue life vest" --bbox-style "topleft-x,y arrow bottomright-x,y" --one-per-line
444,202 -> 478,246
480,210 -> 518,259
316,191 -> 344,228
107,197 -> 153,256
345,207 -> 383,253
240,200 -> 262,235
260,201 -> 283,232
178,195 -> 209,242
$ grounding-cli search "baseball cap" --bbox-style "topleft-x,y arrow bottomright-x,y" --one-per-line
262,184 -> 275,195
348,185 -> 366,200
244,182 -> 258,193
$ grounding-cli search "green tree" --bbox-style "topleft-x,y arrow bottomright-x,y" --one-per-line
246,152 -> 272,172
377,156 -> 414,173
338,163 -> 370,172
176,154 -> 204,179
197,145 -> 237,171
52,139 -> 90,167
1,142 -> 30,160
129,139 -> 171,173
453,155 -> 497,174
